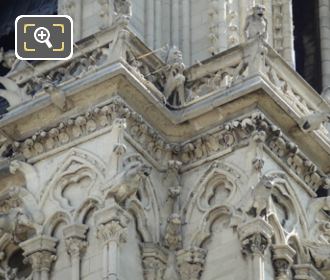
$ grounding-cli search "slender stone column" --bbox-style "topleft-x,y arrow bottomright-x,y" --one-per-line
63,224 -> 89,280
176,247 -> 207,280
238,218 -> 273,280
94,199 -> 130,280
182,0 -> 191,65
319,0 -> 330,93
282,0 -> 295,67
272,244 -> 296,280
20,236 -> 57,280
145,0 -> 155,48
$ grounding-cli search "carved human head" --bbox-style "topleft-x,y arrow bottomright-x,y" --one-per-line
253,4 -> 266,18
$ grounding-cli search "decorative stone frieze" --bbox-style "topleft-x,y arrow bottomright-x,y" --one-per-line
176,247 -> 207,280
20,235 -> 57,280
5,95 -> 327,195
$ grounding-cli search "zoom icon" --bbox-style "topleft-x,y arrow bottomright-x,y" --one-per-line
15,15 -> 73,60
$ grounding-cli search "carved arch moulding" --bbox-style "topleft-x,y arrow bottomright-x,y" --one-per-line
40,148 -> 107,212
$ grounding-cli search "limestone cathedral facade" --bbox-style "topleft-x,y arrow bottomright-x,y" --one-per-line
0,0 -> 329,279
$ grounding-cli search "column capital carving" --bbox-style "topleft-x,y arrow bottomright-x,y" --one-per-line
63,224 -> 89,258
94,199 -> 131,226
24,251 -> 57,272
63,224 -> 89,240
272,244 -> 296,278
176,247 -> 207,280
142,243 -> 168,280
292,264 -> 325,280
238,218 -> 273,256
65,238 -> 88,259
20,235 -> 57,255
97,220 -> 128,244
94,199 -> 130,244
20,235 -> 57,273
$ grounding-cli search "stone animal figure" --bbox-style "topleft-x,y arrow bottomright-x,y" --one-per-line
163,46 -> 186,108
0,77 -> 29,109
107,161 -> 151,204
247,175 -> 275,218
299,112 -> 330,132
244,4 -> 268,41
164,213 -> 182,250
0,208 -> 36,243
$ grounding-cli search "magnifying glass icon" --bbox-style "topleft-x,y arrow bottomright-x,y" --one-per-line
34,27 -> 53,48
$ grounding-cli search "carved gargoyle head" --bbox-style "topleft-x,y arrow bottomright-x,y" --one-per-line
253,4 -> 266,18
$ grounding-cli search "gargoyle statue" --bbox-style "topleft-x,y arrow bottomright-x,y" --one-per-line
107,160 -> 151,204
163,46 -> 186,108
0,77 -> 29,109
0,49 -> 20,74
113,0 -> 132,23
247,175 -> 275,218
299,111 -> 330,132
0,188 -> 44,242
244,4 -> 268,41
0,208 -> 37,243
164,213 -> 182,250
42,79 -> 70,111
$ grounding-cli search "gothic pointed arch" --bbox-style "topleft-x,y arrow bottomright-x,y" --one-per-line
266,171 -> 308,237
43,211 -> 72,237
287,235 -> 310,264
74,197 -> 103,224
268,213 -> 286,245
190,205 -> 234,248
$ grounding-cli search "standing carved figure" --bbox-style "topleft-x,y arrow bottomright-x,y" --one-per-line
244,5 -> 268,41
113,0 -> 132,24
163,46 -> 186,108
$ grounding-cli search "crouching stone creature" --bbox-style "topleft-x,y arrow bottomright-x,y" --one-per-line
107,160 -> 151,204
244,4 -> 268,41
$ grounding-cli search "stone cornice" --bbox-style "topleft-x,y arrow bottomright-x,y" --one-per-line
1,96 -> 327,195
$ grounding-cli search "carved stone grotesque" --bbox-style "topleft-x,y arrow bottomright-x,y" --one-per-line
244,5 -> 268,41
247,175 -> 275,218
0,188 -> 44,242
0,77 -> 29,109
0,50 -> 17,71
114,0 -> 132,20
163,46 -> 186,108
299,112 -> 330,132
177,247 -> 207,280
164,213 -> 182,250
42,79 -> 69,111
107,159 -> 151,204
